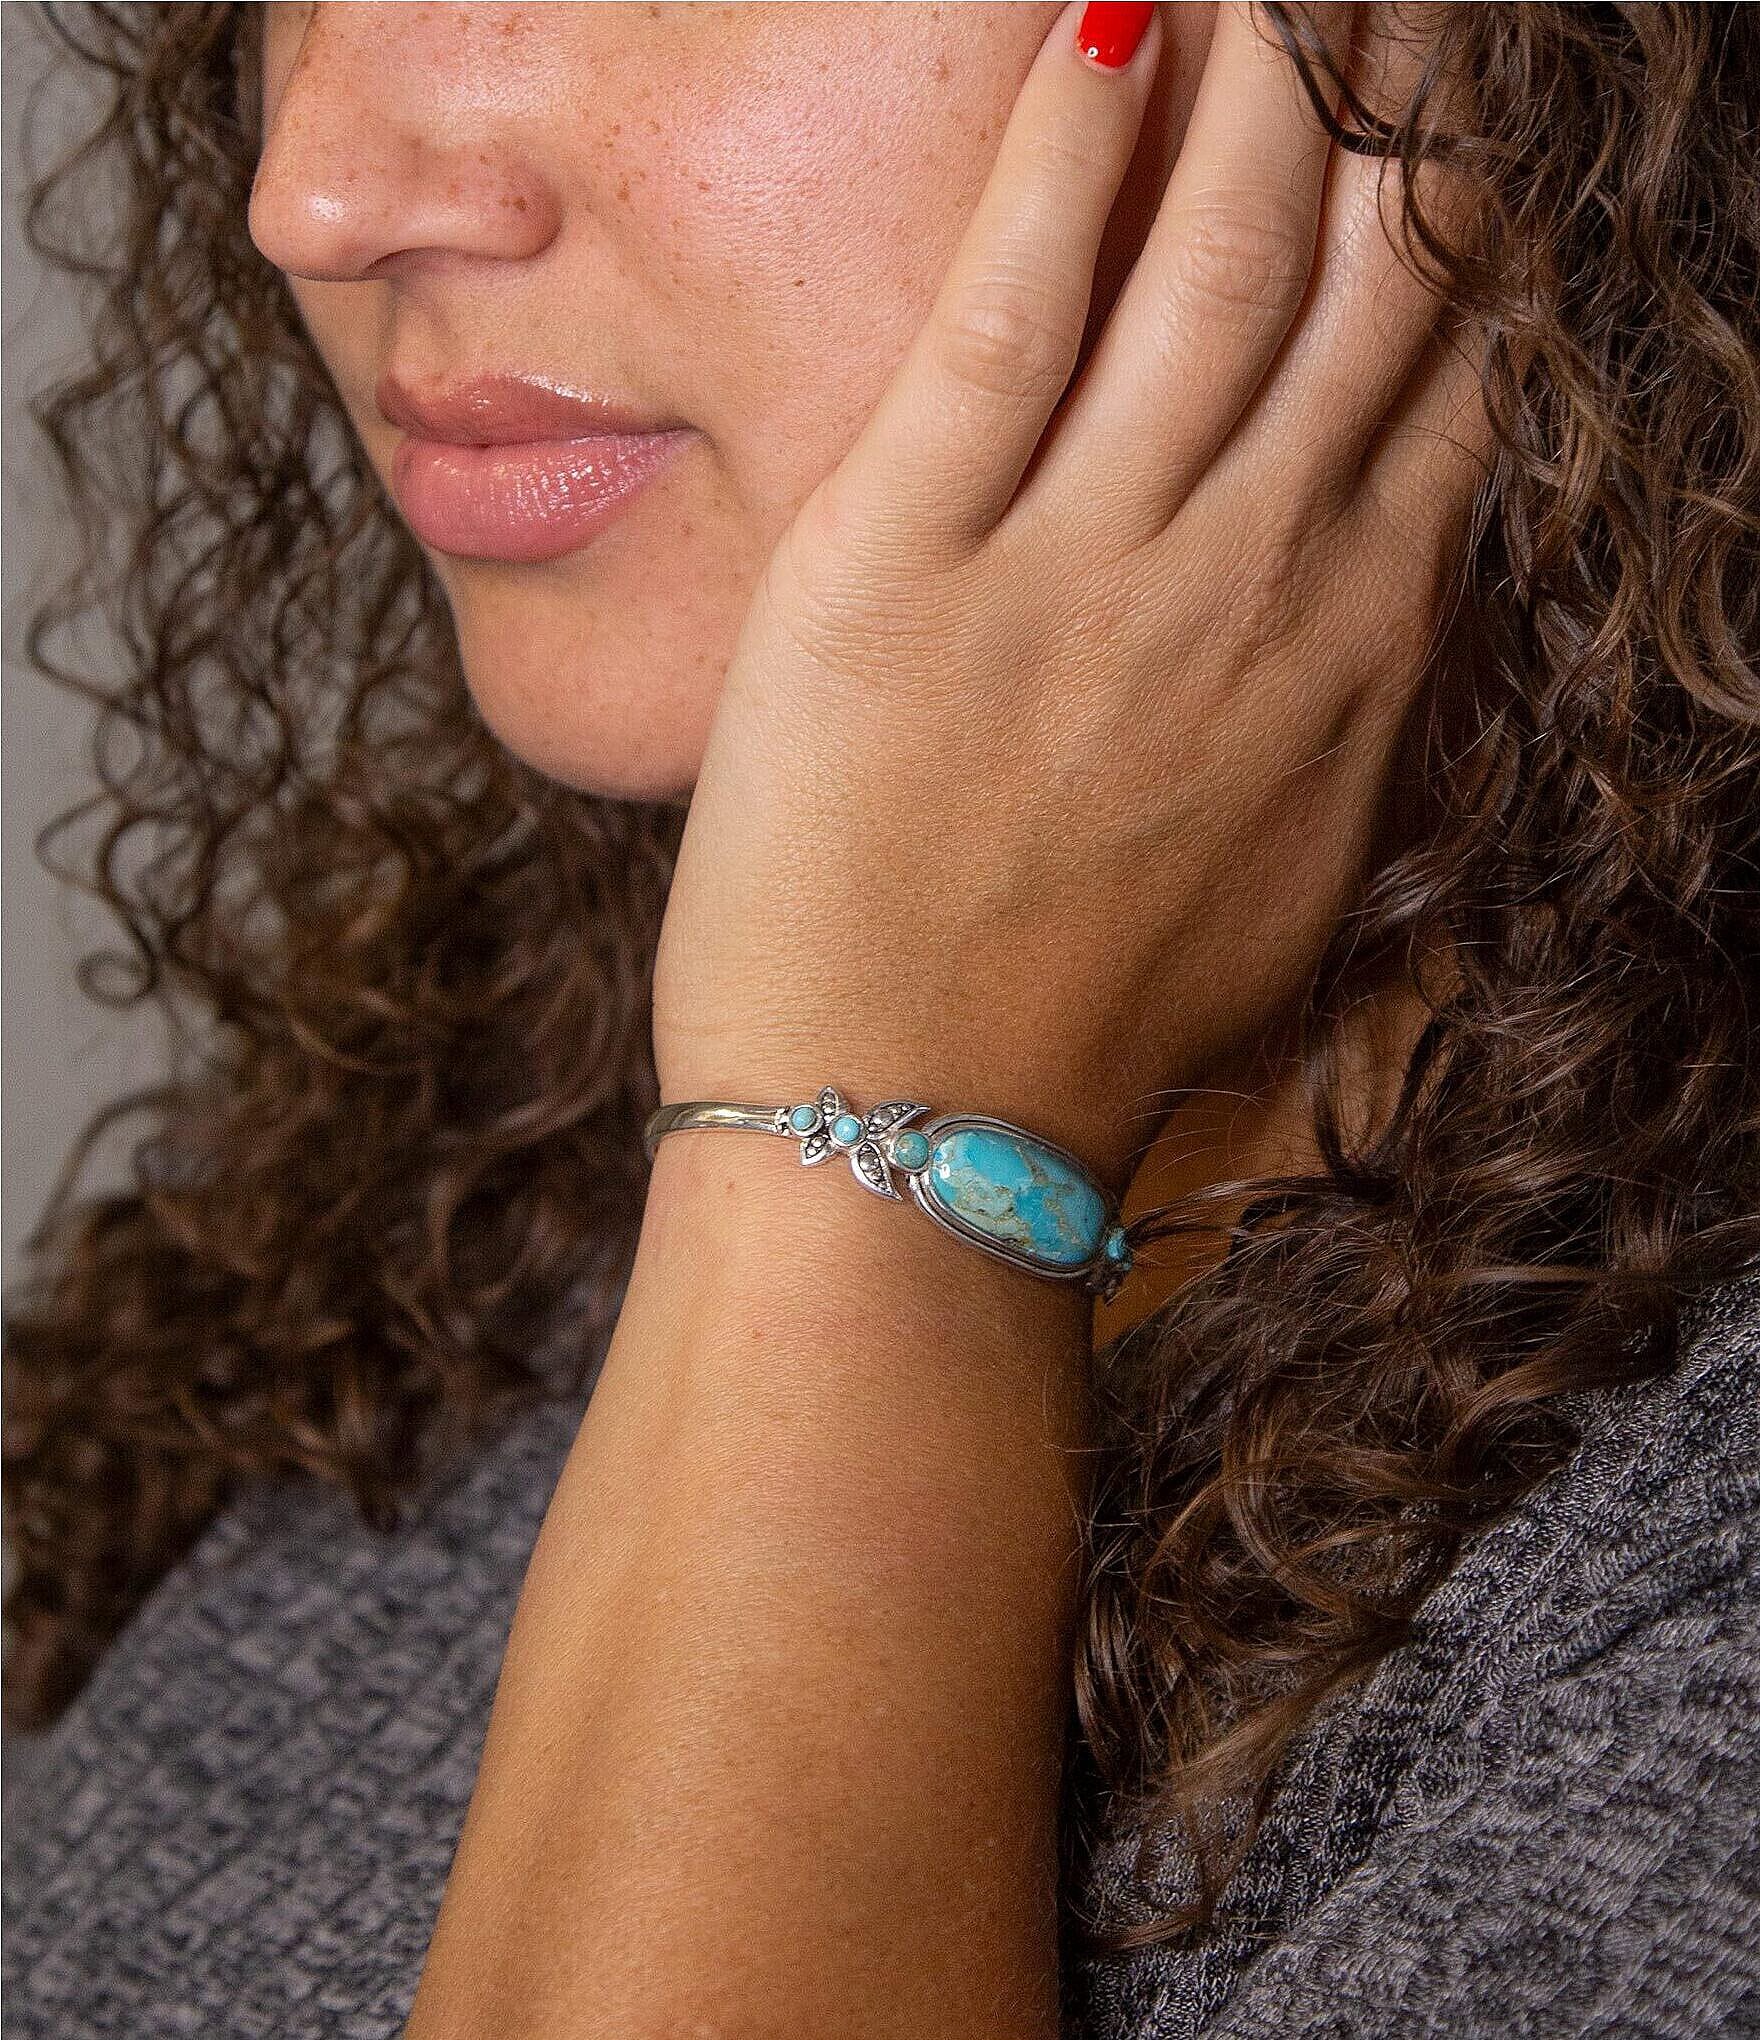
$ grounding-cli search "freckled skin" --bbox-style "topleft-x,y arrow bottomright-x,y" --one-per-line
252,2 -> 1210,801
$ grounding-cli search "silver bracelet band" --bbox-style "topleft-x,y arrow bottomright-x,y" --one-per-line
644,1083 -> 1134,1300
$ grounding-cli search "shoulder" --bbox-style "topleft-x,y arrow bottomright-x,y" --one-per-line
2,1379 -> 592,2040
1255,1279 -> 1759,2036
1450,1264 -> 1759,1706
1208,1519 -> 1760,2035
1069,1267 -> 1760,2040
1421,1263 -> 1759,1681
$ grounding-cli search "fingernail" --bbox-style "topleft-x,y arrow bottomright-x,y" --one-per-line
1075,2 -> 1155,70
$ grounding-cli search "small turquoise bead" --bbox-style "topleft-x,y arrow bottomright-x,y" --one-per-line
922,1124 -> 1107,1271
891,1130 -> 931,1171
831,1112 -> 864,1147
789,1104 -> 821,1134
1102,1223 -> 1133,1268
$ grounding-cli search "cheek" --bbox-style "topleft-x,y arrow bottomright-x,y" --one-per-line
624,9 -> 1041,521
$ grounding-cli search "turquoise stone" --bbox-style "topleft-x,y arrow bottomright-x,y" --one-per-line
1102,1223 -> 1133,1269
789,1103 -> 821,1134
922,1124 -> 1107,1270
891,1130 -> 931,1171
831,1112 -> 864,1147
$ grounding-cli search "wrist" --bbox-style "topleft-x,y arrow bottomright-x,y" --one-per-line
637,1111 -> 1096,1385
644,1072 -> 1141,1306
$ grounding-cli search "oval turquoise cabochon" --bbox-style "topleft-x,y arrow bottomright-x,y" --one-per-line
921,1124 -> 1106,1270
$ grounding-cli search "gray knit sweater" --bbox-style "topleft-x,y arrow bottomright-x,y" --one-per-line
6,1269 -> 1758,2038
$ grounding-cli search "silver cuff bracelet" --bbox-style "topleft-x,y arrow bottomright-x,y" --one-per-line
644,1083 -> 1134,1300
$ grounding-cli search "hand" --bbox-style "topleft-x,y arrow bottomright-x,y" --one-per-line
653,0 -> 1490,1190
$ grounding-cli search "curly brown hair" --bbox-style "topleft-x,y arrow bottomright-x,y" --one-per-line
5,1 -> 680,1724
1070,0 -> 1760,1945
5,0 -> 1758,1959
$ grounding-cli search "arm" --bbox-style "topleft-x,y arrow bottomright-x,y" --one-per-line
408,2 -> 1487,2032
407,1124 -> 1094,2040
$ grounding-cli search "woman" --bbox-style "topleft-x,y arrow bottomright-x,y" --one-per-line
5,1 -> 1757,2033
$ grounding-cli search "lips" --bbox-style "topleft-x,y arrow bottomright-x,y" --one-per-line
378,371 -> 695,564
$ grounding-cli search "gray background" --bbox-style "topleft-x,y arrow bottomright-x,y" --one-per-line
4,6 -> 165,1290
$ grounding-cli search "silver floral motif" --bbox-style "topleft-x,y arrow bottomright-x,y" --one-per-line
786,1086 -> 929,1199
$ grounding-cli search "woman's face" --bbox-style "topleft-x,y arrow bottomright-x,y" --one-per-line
251,2 -> 1212,801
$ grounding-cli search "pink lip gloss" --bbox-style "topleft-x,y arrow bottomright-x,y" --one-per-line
389,428 -> 693,564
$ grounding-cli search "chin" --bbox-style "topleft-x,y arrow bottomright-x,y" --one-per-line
448,594 -> 721,807
464,636 -> 717,803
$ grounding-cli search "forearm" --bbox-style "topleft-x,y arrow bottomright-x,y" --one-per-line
406,1126 -> 1094,2040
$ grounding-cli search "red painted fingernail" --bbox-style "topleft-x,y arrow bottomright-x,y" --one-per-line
1075,2 -> 1154,70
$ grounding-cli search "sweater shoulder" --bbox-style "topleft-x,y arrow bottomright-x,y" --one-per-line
1067,1268 -> 1760,2040
2,1379 -> 594,2040
1423,1265 -> 1760,1671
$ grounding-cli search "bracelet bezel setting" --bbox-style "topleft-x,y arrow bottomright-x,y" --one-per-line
646,1084 -> 1133,1300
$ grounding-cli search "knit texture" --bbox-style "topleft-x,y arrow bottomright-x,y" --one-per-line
6,1270 -> 1758,2038
1064,1266 -> 1760,2038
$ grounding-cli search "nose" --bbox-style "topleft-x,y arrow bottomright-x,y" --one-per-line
248,3 -> 562,281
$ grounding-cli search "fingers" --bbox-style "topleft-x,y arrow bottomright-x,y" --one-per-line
1359,322 -> 1495,558
1266,8 -> 1492,562
818,0 -> 1161,561
1236,8 -> 1472,497
1018,3 -> 1338,544
1253,149 -> 1442,477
